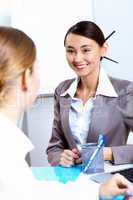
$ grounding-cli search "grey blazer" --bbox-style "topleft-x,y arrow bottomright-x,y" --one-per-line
46,77 -> 133,165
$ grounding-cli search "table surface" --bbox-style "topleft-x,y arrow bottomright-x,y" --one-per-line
32,162 -> 133,200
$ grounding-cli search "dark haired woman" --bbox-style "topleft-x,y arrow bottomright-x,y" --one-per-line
47,21 -> 133,167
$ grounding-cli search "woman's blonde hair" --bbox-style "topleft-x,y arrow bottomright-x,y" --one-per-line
0,26 -> 36,104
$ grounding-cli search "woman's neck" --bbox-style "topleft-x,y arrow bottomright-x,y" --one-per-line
0,106 -> 21,124
80,67 -> 100,94
75,67 -> 100,104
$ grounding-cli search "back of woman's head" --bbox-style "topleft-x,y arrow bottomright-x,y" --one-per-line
64,21 -> 105,46
0,26 -> 36,104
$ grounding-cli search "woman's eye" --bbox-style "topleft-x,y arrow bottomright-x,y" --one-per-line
66,49 -> 75,54
83,49 -> 91,53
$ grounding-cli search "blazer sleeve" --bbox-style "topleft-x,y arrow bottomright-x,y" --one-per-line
111,82 -> 133,164
46,88 -> 69,166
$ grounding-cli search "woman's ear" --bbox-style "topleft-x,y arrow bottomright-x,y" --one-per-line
21,69 -> 31,92
101,42 -> 108,57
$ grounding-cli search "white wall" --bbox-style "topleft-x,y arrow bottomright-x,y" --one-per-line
0,0 -> 11,10
93,0 -> 133,81
0,0 -> 12,25
27,96 -> 54,166
11,0 -> 94,94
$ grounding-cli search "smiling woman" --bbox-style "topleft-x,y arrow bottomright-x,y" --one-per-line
47,21 -> 133,168
63,21 -> 108,102
65,36 -> 106,83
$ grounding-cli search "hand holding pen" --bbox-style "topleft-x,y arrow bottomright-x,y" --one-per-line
83,134 -> 104,173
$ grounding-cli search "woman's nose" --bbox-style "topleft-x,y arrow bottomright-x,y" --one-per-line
74,52 -> 83,62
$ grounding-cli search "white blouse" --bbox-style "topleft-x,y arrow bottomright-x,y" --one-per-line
61,67 -> 118,147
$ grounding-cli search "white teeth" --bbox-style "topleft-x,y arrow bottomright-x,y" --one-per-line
78,66 -> 84,69
75,65 -> 85,69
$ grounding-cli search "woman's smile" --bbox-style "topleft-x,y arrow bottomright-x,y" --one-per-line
73,63 -> 86,69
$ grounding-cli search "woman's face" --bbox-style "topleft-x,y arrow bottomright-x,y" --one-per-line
25,60 -> 40,108
65,33 -> 106,78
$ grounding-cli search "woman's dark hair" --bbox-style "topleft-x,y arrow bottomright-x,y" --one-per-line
64,21 -> 105,47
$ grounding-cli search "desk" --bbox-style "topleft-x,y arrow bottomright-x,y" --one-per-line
32,162 -> 133,200
32,165 -> 82,183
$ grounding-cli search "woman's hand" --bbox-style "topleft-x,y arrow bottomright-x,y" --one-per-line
103,147 -> 113,161
59,148 -> 80,167
99,173 -> 133,199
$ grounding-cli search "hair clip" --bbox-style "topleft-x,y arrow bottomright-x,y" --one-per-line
103,30 -> 118,64
105,30 -> 116,41
103,56 -> 119,64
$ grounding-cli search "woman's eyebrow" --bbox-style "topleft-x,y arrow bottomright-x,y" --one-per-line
66,45 -> 74,48
81,45 -> 92,48
66,45 -> 92,48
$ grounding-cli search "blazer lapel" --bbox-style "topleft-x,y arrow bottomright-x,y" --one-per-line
87,95 -> 119,143
59,96 -> 77,149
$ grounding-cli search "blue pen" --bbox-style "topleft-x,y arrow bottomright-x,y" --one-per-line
83,134 -> 104,173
